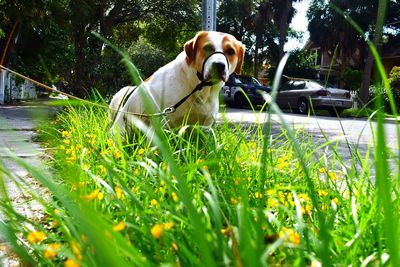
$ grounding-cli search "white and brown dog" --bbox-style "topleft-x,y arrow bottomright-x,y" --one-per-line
109,31 -> 245,137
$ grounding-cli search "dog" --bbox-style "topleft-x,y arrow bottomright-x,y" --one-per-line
109,31 -> 245,137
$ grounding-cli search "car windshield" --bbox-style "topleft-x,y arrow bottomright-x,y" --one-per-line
251,77 -> 262,86
307,81 -> 325,89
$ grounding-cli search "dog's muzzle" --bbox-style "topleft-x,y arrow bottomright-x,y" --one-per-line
197,51 -> 229,83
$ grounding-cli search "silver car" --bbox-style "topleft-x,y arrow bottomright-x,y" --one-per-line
277,80 -> 353,115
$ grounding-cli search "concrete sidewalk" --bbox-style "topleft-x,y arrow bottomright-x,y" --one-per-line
0,100 -> 55,266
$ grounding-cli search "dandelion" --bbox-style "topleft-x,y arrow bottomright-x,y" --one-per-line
27,231 -> 46,243
98,165 -> 106,175
318,190 -> 329,198
64,258 -> 80,267
220,226 -> 232,236
113,149 -> 122,160
138,148 -> 145,156
230,197 -> 238,205
151,222 -> 174,239
279,227 -> 300,245
171,192 -> 179,202
328,171 -> 338,181
151,224 -> 164,239
43,243 -> 61,260
171,242 -> 178,252
70,241 -> 82,260
115,186 -> 125,200
81,189 -> 100,201
150,199 -> 158,207
112,221 -> 126,232
63,139 -> 71,145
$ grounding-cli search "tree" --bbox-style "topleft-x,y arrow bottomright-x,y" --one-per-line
308,0 -> 400,104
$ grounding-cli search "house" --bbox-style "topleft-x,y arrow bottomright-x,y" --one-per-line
381,34 -> 400,75
304,33 -> 400,86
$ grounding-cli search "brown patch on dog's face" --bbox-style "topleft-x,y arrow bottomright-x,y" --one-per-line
222,35 -> 245,75
184,31 -> 209,66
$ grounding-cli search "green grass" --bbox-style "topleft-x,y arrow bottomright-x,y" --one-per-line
0,90 -> 398,266
1,6 -> 399,265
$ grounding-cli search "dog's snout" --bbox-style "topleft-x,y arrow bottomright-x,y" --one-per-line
214,62 -> 226,74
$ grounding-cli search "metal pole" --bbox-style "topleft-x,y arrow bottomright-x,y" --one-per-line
202,0 -> 216,31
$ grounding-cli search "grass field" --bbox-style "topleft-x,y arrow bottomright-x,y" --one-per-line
1,12 -> 400,266
0,84 -> 398,266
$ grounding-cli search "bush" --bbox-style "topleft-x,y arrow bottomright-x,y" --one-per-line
340,67 -> 362,91
128,37 -> 169,78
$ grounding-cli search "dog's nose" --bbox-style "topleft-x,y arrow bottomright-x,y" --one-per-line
213,62 -> 226,75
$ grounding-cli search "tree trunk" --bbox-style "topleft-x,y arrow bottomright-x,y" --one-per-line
278,0 -> 292,61
254,34 -> 260,79
359,0 -> 388,105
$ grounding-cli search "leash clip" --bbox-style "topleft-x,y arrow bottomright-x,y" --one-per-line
163,106 -> 176,115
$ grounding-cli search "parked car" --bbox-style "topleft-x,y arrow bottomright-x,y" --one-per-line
220,75 -> 271,108
277,80 -> 353,115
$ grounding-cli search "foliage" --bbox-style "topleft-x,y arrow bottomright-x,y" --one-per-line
340,67 -> 362,91
128,37 -> 169,79
267,49 -> 317,81
389,66 -> 400,90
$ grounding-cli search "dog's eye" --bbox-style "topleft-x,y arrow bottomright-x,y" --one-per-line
226,48 -> 235,56
203,44 -> 215,53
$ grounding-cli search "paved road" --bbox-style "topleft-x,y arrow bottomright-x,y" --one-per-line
217,108 -> 399,171
0,101 -> 53,266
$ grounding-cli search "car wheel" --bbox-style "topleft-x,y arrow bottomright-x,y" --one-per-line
233,92 -> 246,108
297,98 -> 309,115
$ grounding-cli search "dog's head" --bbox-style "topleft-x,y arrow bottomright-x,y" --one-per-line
184,31 -> 245,83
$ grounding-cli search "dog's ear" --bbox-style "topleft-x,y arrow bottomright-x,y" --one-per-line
234,43 -> 246,75
184,38 -> 196,65
184,31 -> 207,65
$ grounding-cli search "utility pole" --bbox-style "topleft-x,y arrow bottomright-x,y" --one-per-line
202,0 -> 216,31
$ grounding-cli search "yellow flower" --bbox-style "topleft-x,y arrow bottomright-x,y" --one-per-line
97,191 -> 104,200
112,221 -> 126,232
171,242 -> 178,252
328,171 -> 338,181
151,222 -> 174,239
64,258 -> 80,267
317,167 -> 327,174
81,189 -> 100,201
151,224 -> 165,239
254,192 -> 262,199
43,243 -> 61,260
332,197 -> 339,205
220,226 -> 232,236
115,186 -> 125,200
61,130 -> 72,138
98,165 -> 106,175
51,220 -> 59,228
27,231 -> 46,243
63,139 -> 71,145
150,199 -> 158,207
230,197 -> 238,205
318,190 -> 329,198
279,227 -> 300,245
113,149 -> 122,159
138,148 -> 145,156
171,192 -> 179,202
70,241 -> 82,260
267,198 -> 279,208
